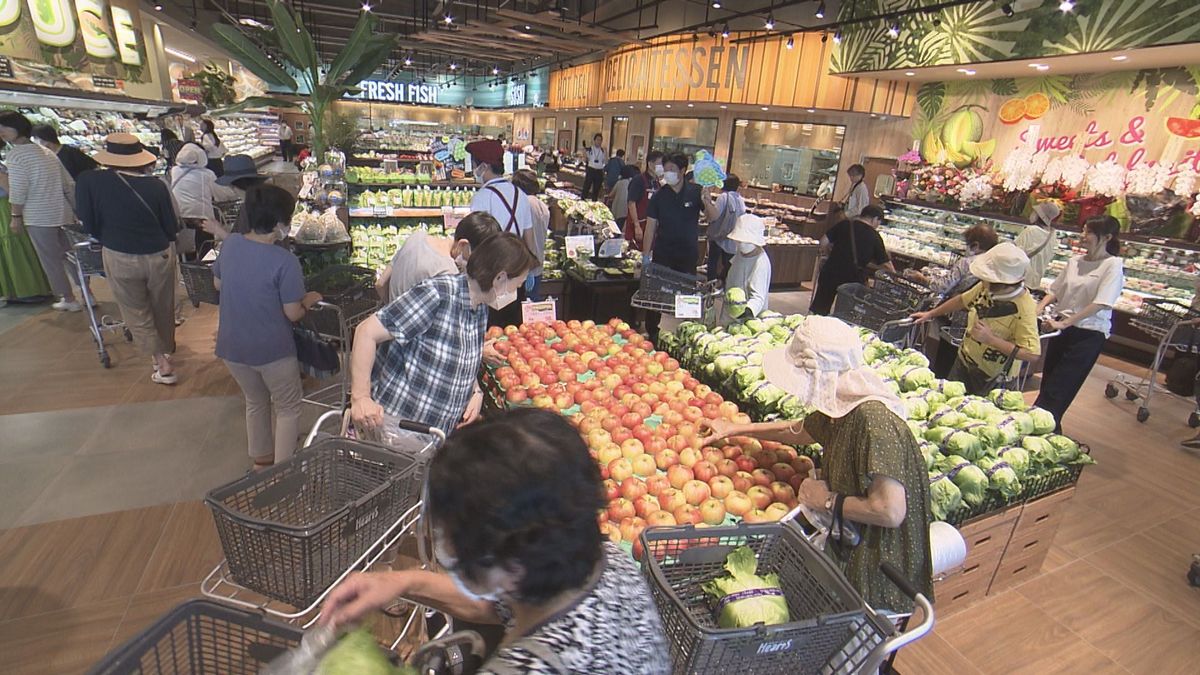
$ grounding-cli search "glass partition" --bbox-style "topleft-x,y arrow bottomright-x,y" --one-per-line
576,116 -> 603,152
533,117 -> 556,149
729,119 -> 845,197
610,116 -> 629,158
651,117 -> 718,157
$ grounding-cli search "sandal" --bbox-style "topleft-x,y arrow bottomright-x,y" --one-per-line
151,370 -> 178,385
1181,437 -> 1200,450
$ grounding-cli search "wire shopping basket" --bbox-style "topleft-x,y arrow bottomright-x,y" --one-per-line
204,437 -> 421,609
87,599 -> 302,675
179,260 -> 220,307
640,521 -> 894,674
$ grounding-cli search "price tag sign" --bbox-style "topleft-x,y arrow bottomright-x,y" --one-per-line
521,299 -> 557,324
564,234 -> 595,260
373,205 -> 389,217
674,294 -> 702,318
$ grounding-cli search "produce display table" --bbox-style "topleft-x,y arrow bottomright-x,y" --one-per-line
765,243 -> 818,288
563,267 -> 638,324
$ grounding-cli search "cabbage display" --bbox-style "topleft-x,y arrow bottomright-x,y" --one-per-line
701,546 -> 791,629
920,443 -> 940,471
1028,407 -> 1057,435
924,426 -> 956,445
929,472 -> 964,521
899,366 -> 937,393
1043,434 -> 1094,465
749,381 -> 788,409
940,379 -> 967,398
943,430 -> 985,461
935,455 -> 989,506
996,446 -> 1032,475
714,354 -> 748,378
976,457 -> 1022,498
902,394 -> 930,421
959,421 -> 1006,451
928,409 -> 969,429
988,388 -> 1027,412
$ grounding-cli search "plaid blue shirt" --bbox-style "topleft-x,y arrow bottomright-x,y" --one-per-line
372,274 -> 488,435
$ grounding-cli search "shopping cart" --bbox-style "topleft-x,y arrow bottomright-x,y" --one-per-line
639,518 -> 933,674
300,265 -> 382,410
831,271 -> 935,346
1104,298 -> 1200,424
938,322 -> 1062,392
632,261 -> 722,326
214,199 -> 243,233
63,226 -> 131,368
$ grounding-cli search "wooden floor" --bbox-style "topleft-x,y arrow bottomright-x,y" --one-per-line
0,294 -> 1198,674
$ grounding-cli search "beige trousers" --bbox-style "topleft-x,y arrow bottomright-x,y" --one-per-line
224,356 -> 303,463
102,247 -> 177,356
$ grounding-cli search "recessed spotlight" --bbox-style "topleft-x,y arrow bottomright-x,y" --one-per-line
492,67 -> 499,75
720,105 -> 728,109
1059,0 -> 1074,12
761,106 -> 769,111
1035,64 -> 1050,71
904,71 -> 915,76
721,23 -> 730,38
154,1 -> 162,9
807,108 -> 815,113
443,14 -> 453,24
666,104 -> 671,108
646,104 -> 652,108
449,63 -> 457,70
524,24 -> 531,30
815,2 -> 826,19
361,2 -> 370,11
765,13 -> 775,31
786,35 -> 794,49
833,30 -> 842,44
629,105 -> 634,109
687,103 -> 694,107
1111,54 -> 1128,61
964,69 -> 976,76
712,1 -> 721,7
404,57 -> 412,66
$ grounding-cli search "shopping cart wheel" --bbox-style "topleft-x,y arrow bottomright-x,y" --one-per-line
1189,412 -> 1200,428
123,328 -> 133,342
1137,407 -> 1150,423
1104,383 -> 1118,399
1125,389 -> 1139,402
101,353 -> 111,369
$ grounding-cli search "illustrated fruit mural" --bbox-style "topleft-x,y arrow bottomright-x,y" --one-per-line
1166,117 -> 1200,139
999,93 -> 1051,124
1022,93 -> 1050,119
921,106 -> 994,168
998,98 -> 1026,124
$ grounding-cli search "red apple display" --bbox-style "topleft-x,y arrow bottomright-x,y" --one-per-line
619,477 -> 647,501
708,475 -> 735,499
608,457 -> 633,482
682,480 -> 712,506
747,485 -> 773,510
724,490 -> 753,517
692,460 -> 717,483
631,453 -> 657,477
667,465 -> 694,490
646,510 -> 677,528
699,498 -> 727,525
607,498 -> 636,522
673,504 -> 702,525
658,488 -> 687,512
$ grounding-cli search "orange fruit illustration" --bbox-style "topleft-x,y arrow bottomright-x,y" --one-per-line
998,98 -> 1027,124
1023,92 -> 1050,119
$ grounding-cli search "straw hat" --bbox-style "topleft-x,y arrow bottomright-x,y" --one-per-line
93,132 -> 157,168
762,316 -> 905,419
1030,201 -> 1061,226
727,213 -> 767,247
968,242 -> 1029,285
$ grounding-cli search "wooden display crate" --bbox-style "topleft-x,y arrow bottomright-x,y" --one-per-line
933,506 -> 1020,615
988,487 -> 1075,594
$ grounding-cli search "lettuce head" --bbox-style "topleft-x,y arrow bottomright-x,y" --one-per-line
928,471 -> 964,521
1028,407 -> 1057,435
701,546 -> 791,629
976,456 -> 1022,499
988,388 -> 1027,412
940,379 -> 967,398
935,455 -> 990,507
899,366 -> 937,393
943,430 -> 985,461
996,446 -> 1032,476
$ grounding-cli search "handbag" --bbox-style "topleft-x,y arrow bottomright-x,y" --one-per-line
1166,331 -> 1200,396
292,326 -> 340,378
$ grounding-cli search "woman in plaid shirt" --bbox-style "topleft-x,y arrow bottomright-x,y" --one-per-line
350,233 -> 537,435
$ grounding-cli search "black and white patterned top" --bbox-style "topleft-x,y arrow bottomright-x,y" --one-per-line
479,543 -> 671,675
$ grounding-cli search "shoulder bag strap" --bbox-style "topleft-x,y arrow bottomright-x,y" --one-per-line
1027,227 -> 1056,258
486,183 -> 520,233
115,171 -> 162,229
848,219 -> 862,277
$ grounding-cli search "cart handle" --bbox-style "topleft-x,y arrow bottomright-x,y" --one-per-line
881,561 -> 921,601
860,562 -> 935,670
305,410 -> 344,447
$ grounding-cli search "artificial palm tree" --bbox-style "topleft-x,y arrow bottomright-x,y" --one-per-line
211,0 -> 397,160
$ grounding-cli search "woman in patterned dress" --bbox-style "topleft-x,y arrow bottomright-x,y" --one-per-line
321,409 -> 671,673
702,316 -> 933,612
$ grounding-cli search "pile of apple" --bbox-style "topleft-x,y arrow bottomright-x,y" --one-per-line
483,318 -> 814,554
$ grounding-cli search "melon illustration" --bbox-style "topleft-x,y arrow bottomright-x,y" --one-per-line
76,0 -> 116,59
0,0 -> 21,28
940,108 -> 984,154
28,0 -> 76,47
110,5 -> 141,66
1166,117 -> 1200,139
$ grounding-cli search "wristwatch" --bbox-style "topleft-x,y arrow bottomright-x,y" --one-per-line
824,493 -> 838,512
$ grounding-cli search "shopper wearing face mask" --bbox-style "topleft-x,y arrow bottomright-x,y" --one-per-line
643,152 -> 703,344
211,185 -> 322,470
701,173 -> 746,283
467,139 -> 536,326
350,233 -> 536,435
721,214 -> 773,323
626,149 -> 664,249
376,211 -> 501,304
320,408 -> 671,673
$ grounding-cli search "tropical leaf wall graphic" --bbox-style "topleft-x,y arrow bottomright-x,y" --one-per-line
833,0 -> 1200,73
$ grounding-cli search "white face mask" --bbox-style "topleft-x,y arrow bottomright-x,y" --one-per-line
654,163 -> 665,177
435,538 -> 503,602
738,242 -> 758,256
488,284 -> 518,310
663,171 -> 680,186
473,165 -> 487,183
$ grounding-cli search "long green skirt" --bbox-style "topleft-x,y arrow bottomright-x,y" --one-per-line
0,197 -> 53,299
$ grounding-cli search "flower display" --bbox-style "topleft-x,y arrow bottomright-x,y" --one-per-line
898,149 -> 923,164
999,146 -> 1048,193
1041,155 -> 1090,189
958,172 -> 996,209
1125,162 -> 1174,196
1173,166 -> 1198,198
1085,159 -> 1128,198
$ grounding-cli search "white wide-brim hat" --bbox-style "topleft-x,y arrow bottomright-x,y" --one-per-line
968,241 -> 1029,285
762,316 -> 905,420
1030,201 -> 1061,226
727,213 -> 767,247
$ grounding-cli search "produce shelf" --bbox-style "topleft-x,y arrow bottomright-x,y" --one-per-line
348,207 -> 447,218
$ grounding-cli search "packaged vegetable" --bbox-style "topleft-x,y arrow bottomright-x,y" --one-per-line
934,455 -> 989,507
701,546 -> 791,629
928,471 -> 964,521
316,627 -> 412,675
976,456 -> 1022,498
996,446 -> 1032,475
988,388 -> 1027,412
1028,407 -> 1056,435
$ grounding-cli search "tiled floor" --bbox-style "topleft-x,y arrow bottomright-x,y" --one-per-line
1,287 -> 1198,674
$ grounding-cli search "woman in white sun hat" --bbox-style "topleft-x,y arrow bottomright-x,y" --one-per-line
911,242 -> 1041,395
701,315 -> 932,613
721,213 -> 772,323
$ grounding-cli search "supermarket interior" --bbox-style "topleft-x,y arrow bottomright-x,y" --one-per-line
1,0 -> 1199,674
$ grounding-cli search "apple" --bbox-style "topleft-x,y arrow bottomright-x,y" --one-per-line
715,458 -> 738,478
644,437 -> 666,455
632,424 -> 656,445
734,413 -> 752,425
620,477 -> 647,501
771,463 -> 797,484
765,502 -> 791,521
607,498 -> 636,522
645,474 -> 671,496
667,464 -> 694,490
708,475 -> 735,499
596,443 -> 622,467
599,521 -> 622,543
646,510 -> 677,528
751,468 -> 776,487
633,494 -> 661,519
608,457 -> 634,482
505,388 -> 528,404
655,449 -> 680,470
619,516 -> 647,543
788,474 -> 805,493
769,482 -> 796,505
718,401 -> 739,420
602,478 -> 619,501
632,453 -> 657,477
791,455 -> 816,478
699,498 -> 727,525
620,438 -> 645,460
621,412 -> 643,429
610,427 -> 633,445
742,508 -> 771,524
673,504 -> 702,525
735,456 -> 758,473
692,460 -> 718,483
678,447 -> 702,468
700,448 -> 722,465
721,444 -> 742,459
747,485 -> 773,510
701,403 -> 722,420
658,488 -> 687,512
553,392 -> 573,409
724,490 -> 753,517
532,394 -> 555,410
732,471 -> 754,493
682,479 -> 712,506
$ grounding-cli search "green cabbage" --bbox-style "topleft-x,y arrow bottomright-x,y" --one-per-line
976,456 -> 1022,499
1028,407 -> 1057,435
899,366 -> 937,393
1022,435 -> 1055,463
995,419 -> 1023,446
862,342 -> 888,365
701,546 -> 791,629
750,381 -> 787,409
703,363 -> 717,378
768,324 -> 792,342
1002,411 -> 1036,437
943,431 -> 985,461
733,364 -> 765,391
924,426 -> 956,445
899,350 -> 931,368
777,395 -> 810,420
940,379 -> 967,398
920,442 -> 940,471
928,471 -> 964,521
728,322 -> 752,336
714,353 -> 748,378
759,310 -> 783,320
783,313 -> 805,329
928,409 -> 969,429
316,627 -> 411,675
935,455 -> 989,507
988,388 -> 1027,412
1043,434 -> 1094,465
902,394 -> 930,421
959,421 -> 1006,451
996,446 -> 1032,475
953,397 -> 1001,421
726,286 -> 747,305
907,420 -> 926,440
728,303 -> 748,318
745,318 -> 766,334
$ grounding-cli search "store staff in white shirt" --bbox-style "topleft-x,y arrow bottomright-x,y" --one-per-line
842,163 -> 871,220
582,133 -> 607,201
1033,215 -> 1125,434
467,139 -> 536,325
278,120 -> 294,162
721,214 -> 773,324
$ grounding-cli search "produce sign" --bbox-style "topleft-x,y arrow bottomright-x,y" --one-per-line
482,319 -> 815,557
661,312 -> 1094,524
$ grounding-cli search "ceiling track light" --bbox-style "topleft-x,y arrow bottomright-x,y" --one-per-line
443,14 -> 453,25
764,12 -> 774,31
833,30 -> 842,44
712,1 -> 721,7
1000,2 -> 1014,17
1059,0 -> 1074,12
815,2 -> 826,19
154,1 -> 163,9
786,34 -> 794,49
887,21 -> 900,38
721,23 -> 730,38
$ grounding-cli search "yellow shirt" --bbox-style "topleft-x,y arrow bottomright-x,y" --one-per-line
958,283 -> 1041,379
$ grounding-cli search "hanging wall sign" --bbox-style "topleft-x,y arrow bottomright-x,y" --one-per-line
0,0 -> 148,81
351,80 -> 441,105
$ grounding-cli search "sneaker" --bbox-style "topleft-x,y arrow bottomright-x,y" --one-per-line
151,370 -> 178,385
52,300 -> 82,312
